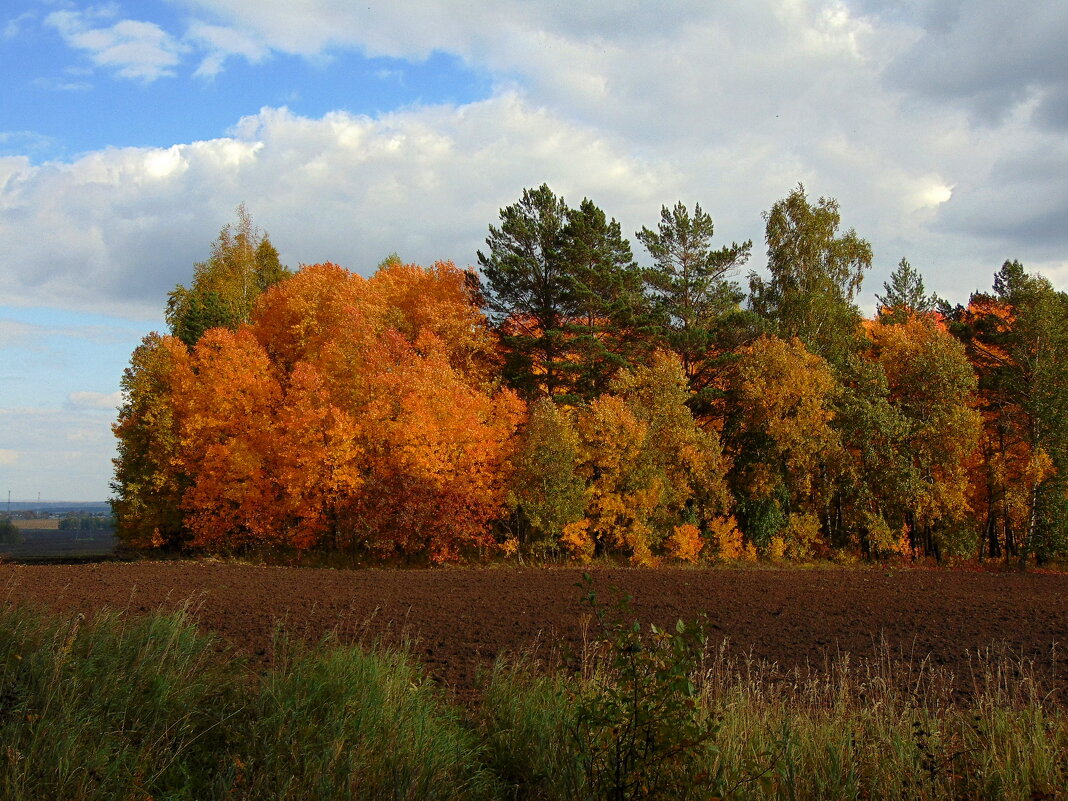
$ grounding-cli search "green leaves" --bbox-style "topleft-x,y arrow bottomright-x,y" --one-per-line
165,204 -> 290,347
479,185 -> 650,402
573,574 -> 718,801
749,184 -> 872,367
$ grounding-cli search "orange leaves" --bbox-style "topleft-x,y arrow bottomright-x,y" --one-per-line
365,260 -> 500,383
273,363 -> 363,550
156,259 -> 522,562
352,335 -> 523,562
168,328 -> 283,550
251,262 -> 371,378
666,523 -> 703,562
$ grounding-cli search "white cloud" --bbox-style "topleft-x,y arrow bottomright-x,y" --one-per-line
0,450 -> 18,466
187,21 -> 270,77
3,11 -> 35,41
2,0 -> 1064,322
0,96 -> 674,316
67,391 -> 122,411
46,10 -> 188,82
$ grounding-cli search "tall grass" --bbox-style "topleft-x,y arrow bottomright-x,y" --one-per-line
481,636 -> 1068,801
0,603 -> 237,800
0,602 -> 1063,800
0,604 -> 496,800
238,632 -> 497,800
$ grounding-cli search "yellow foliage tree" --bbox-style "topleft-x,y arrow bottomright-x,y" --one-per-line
730,335 -> 842,556
573,352 -> 731,564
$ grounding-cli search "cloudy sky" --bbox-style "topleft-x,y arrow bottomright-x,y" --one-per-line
1,0 -> 1066,501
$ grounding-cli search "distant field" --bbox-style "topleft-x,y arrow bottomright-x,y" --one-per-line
14,519 -> 60,530
0,527 -> 117,562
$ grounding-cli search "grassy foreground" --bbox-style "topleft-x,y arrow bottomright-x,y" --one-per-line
0,601 -> 1063,801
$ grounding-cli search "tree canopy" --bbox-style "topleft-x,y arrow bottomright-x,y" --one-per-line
113,192 -> 1068,567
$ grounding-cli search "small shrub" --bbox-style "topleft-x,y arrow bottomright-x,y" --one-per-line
707,515 -> 744,561
666,523 -> 703,562
572,575 -> 719,800
0,520 -> 22,545
561,520 -> 596,562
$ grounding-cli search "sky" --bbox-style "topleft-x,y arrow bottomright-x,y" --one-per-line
1,0 -> 1067,502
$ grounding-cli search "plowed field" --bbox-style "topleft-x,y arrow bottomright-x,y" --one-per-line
1,562 -> 1064,702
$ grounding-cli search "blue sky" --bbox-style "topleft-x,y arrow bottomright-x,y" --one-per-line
1,0 -> 1067,500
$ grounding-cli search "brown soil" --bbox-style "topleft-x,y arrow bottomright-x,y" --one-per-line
1,562 -> 1064,702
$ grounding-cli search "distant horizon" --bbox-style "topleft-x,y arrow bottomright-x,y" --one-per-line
3,500 -> 111,508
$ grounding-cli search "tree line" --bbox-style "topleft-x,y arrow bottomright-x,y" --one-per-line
111,188 -> 1068,565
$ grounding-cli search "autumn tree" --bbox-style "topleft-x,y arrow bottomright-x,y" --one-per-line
727,335 -> 842,557
166,204 -> 290,346
271,362 -> 364,551
947,261 -> 1068,563
570,353 -> 731,564
867,315 -> 981,558
252,259 -> 523,562
167,328 -> 285,551
749,186 -> 872,367
111,333 -> 186,549
348,332 -> 523,562
250,261 -> 372,382
364,259 -> 501,385
506,398 -> 586,558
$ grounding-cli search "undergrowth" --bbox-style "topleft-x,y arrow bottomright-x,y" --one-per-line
0,593 -> 1063,801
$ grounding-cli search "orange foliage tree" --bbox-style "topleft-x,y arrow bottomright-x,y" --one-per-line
117,259 -> 521,563
167,328 -> 286,550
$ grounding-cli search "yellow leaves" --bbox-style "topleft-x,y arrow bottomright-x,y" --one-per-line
567,352 -> 731,564
780,512 -> 824,561
733,335 -> 841,508
706,515 -> 747,561
666,524 -> 703,562
867,314 -> 981,531
737,337 -> 838,448
561,520 -> 595,562
112,333 -> 186,549
575,394 -> 660,558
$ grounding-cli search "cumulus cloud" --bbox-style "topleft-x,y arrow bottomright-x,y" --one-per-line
46,8 -> 188,82
876,0 -> 1068,129
1,0 -> 1063,321
0,96 -> 677,316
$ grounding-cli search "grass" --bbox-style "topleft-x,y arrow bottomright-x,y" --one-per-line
0,602 -> 1063,800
